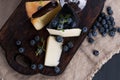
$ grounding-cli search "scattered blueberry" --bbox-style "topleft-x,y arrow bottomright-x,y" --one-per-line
63,45 -> 69,52
92,25 -> 97,31
112,28 -> 117,32
56,36 -> 63,42
109,16 -> 114,21
109,31 -> 115,37
87,32 -> 92,38
54,67 -> 60,73
38,64 -> 44,70
101,19 -> 106,25
117,28 -> 120,33
67,41 -> 74,48
107,6 -> 111,11
88,38 -> 94,44
57,24 -> 64,29
100,12 -> 105,18
92,31 -> 97,36
103,24 -> 108,29
82,27 -> 88,33
18,47 -> 25,53
95,22 -> 100,27
99,27 -> 105,33
30,40 -> 36,46
52,21 -> 58,28
31,64 -> 36,70
93,50 -> 99,56
16,40 -> 22,46
107,9 -> 113,15
101,32 -> 107,37
34,35 -> 40,42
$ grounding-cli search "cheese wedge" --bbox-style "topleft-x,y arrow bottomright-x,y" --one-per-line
47,28 -> 81,37
45,36 -> 63,67
26,1 -> 61,30
25,1 -> 50,18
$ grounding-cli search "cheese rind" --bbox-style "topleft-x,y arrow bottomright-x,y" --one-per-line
45,36 -> 63,67
47,28 -> 81,37
25,1 -> 50,18
31,2 -> 61,30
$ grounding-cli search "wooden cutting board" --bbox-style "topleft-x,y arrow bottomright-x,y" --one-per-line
0,0 -> 105,76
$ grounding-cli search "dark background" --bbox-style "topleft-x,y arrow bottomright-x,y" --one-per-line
93,53 -> 120,80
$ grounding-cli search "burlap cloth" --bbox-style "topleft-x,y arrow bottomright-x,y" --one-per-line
0,0 -> 120,80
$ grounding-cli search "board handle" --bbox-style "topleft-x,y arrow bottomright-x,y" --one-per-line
6,53 -> 37,75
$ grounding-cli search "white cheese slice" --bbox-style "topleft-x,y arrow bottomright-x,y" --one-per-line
45,36 -> 63,67
47,28 -> 81,37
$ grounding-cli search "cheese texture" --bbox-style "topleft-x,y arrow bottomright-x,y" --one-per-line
45,36 -> 63,67
47,28 -> 81,37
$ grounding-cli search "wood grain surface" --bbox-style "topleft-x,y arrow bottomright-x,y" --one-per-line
0,0 -> 105,75
0,0 -> 120,80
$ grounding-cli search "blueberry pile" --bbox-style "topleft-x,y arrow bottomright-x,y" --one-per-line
51,14 -> 76,30
87,6 -> 119,44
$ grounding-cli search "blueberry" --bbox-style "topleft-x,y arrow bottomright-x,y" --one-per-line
57,24 -> 64,30
67,18 -> 73,24
92,31 -> 97,37
82,27 -> 88,33
107,20 -> 111,25
95,22 -> 100,27
103,24 -> 108,29
56,36 -> 63,42
67,41 -> 73,48
107,9 -> 113,15
92,25 -> 97,31
97,17 -> 102,22
30,40 -> 36,46
109,31 -> 115,37
101,19 -> 106,25
18,47 -> 25,53
107,6 -> 111,11
93,50 -> 99,56
38,64 -> 44,70
105,15 -> 110,20
34,35 -> 40,42
71,22 -> 77,28
105,29 -> 109,33
108,25 -> 113,30
112,28 -> 117,32
31,64 -> 36,70
101,32 -> 107,37
117,28 -> 120,33
54,67 -> 60,73
16,40 -> 21,46
100,12 -> 105,18
88,38 -> 94,44
109,16 -> 114,21
52,21 -> 58,28
37,6 -> 42,10
63,45 -> 69,52
87,32 -> 92,38
99,27 -> 105,33
111,21 -> 115,26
